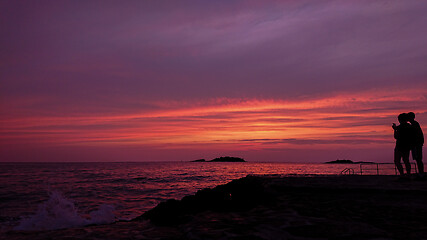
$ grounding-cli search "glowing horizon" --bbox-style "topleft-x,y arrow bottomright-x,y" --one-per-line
2,87 -> 426,162
1,1 -> 427,162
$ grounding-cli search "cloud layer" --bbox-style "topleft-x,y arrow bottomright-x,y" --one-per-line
1,1 -> 427,162
2,87 -> 426,162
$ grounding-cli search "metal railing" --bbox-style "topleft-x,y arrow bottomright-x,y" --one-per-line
340,168 -> 355,175
359,162 -> 418,175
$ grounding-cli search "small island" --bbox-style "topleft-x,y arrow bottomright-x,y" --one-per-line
210,156 -> 245,162
191,159 -> 207,162
325,159 -> 375,164
191,156 -> 246,162
325,159 -> 354,164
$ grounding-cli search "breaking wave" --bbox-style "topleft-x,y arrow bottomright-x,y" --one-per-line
14,191 -> 115,231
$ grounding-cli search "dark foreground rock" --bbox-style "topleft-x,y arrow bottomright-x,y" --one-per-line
136,175 -> 270,225
6,175 -> 427,239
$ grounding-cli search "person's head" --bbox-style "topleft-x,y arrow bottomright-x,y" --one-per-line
408,112 -> 415,122
398,113 -> 408,124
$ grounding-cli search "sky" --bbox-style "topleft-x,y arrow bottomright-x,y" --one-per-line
1,0 -> 427,162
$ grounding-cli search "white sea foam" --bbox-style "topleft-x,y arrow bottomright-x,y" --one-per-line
14,191 -> 115,231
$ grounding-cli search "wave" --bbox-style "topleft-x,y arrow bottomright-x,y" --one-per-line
182,175 -> 210,181
14,191 -> 115,231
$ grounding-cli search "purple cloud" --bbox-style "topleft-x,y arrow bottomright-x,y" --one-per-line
1,1 -> 427,162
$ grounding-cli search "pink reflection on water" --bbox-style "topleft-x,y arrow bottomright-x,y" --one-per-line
0,162 -> 397,231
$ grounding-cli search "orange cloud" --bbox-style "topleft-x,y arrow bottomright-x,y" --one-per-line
1,87 -> 426,152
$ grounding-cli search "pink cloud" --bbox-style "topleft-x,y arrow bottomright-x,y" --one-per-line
2,87 -> 426,162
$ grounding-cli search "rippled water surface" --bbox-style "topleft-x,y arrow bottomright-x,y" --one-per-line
0,162 -> 396,231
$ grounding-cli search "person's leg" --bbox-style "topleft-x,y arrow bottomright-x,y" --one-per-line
416,159 -> 424,175
394,148 -> 404,175
414,146 -> 424,174
403,150 -> 411,175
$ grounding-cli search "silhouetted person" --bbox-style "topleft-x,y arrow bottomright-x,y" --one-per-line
392,113 -> 411,175
408,112 -> 424,176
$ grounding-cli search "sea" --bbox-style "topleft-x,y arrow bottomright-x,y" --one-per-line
0,161 -> 398,232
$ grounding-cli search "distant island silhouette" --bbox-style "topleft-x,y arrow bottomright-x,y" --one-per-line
192,159 -> 207,162
191,156 -> 246,162
325,159 -> 375,164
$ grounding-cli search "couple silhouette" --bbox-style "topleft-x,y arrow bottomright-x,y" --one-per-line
393,112 -> 424,177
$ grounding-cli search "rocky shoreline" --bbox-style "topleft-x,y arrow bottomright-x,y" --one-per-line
5,175 -> 427,239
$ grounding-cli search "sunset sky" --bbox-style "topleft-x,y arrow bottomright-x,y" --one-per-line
1,0 -> 427,162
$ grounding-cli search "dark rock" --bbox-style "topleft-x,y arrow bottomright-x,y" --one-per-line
135,175 -> 271,226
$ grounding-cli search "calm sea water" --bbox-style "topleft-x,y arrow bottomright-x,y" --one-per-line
0,162 -> 396,231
